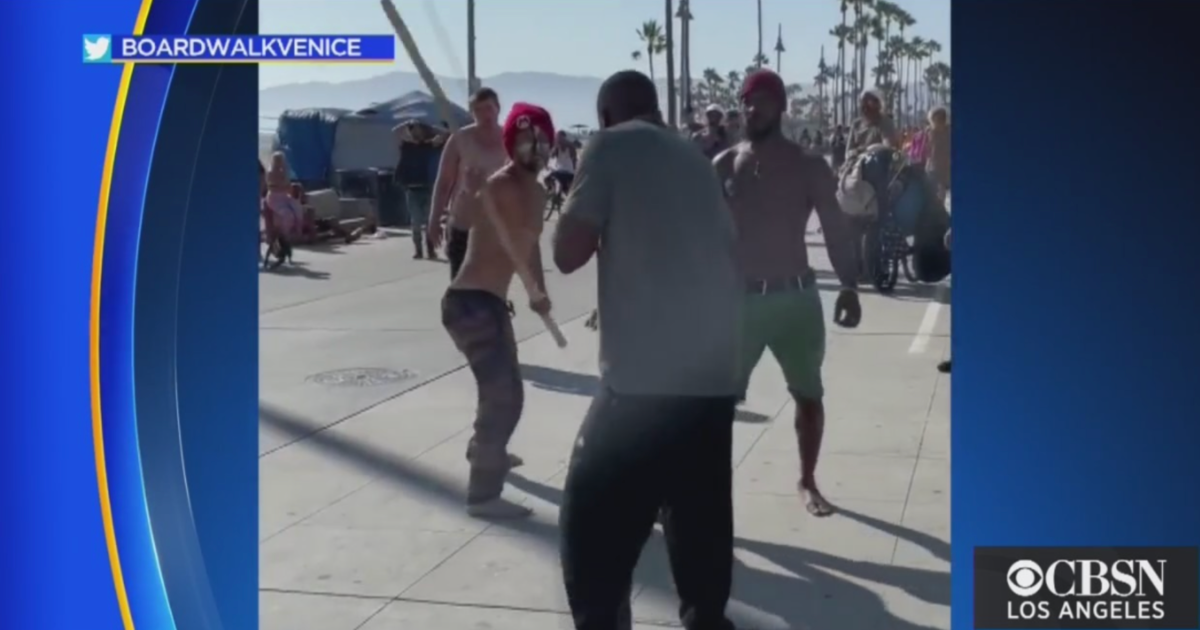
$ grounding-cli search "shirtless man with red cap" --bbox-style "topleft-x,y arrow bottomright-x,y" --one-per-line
715,69 -> 863,517
441,103 -> 556,519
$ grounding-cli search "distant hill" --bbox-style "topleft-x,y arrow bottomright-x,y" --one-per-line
259,70 -> 812,132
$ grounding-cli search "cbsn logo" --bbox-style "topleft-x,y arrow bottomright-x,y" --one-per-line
1005,558 -> 1165,621
973,546 -> 1198,630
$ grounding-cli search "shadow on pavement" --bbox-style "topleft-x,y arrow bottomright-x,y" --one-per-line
520,364 -> 600,397
734,409 -> 773,424
259,261 -> 331,280
507,475 -> 950,618
837,506 -> 950,563
259,403 -> 946,630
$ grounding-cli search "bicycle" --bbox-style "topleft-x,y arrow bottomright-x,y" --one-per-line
543,172 -> 570,220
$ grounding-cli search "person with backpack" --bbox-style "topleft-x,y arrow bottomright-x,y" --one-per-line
845,88 -> 899,166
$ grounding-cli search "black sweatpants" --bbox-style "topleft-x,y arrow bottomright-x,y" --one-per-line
559,387 -> 737,630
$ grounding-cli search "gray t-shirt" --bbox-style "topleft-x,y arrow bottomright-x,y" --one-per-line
562,120 -> 741,397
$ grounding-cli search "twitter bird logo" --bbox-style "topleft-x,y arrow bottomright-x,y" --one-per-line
83,35 -> 111,63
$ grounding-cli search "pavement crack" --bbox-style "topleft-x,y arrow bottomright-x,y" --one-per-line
259,587 -> 393,601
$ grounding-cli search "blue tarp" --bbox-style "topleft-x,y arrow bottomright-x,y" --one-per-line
272,107 -> 348,185
355,91 -> 472,129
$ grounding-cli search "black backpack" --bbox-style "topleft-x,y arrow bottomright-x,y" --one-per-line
911,186 -> 952,283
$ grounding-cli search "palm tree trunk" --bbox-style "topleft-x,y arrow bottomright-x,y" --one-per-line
902,55 -> 912,122
647,46 -> 655,81
681,8 -> 691,119
665,0 -> 677,128
756,0 -> 764,67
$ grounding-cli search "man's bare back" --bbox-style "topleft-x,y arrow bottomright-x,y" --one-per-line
716,138 -> 857,284
442,124 -> 507,230
451,164 -> 547,300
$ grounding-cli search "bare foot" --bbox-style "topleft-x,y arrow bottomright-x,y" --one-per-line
466,497 -> 533,519
799,482 -> 836,517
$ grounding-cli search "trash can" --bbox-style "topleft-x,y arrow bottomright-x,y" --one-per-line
334,169 -> 376,199
372,168 -> 406,227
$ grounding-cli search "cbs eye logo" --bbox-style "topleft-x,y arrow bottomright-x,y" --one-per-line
1007,560 -> 1045,597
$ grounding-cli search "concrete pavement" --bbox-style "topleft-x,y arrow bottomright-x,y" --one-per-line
258,223 -> 951,630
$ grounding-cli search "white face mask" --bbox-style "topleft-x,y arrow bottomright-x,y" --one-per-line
514,127 -> 551,169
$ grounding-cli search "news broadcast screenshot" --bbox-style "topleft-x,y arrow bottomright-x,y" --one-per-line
3,1 -> 1199,629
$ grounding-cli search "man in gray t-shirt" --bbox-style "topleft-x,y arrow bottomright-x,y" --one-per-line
552,70 -> 740,630
563,125 -> 739,396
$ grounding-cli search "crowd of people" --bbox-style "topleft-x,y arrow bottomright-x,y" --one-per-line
398,69 -> 917,630
686,87 -> 951,206
259,68 -> 951,629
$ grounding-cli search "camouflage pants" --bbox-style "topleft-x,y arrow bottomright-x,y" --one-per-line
442,289 -> 524,504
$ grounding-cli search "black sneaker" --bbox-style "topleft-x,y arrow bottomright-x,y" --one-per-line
937,360 -> 951,373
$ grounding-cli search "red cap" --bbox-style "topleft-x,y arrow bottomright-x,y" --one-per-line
502,102 -> 556,158
740,69 -> 787,105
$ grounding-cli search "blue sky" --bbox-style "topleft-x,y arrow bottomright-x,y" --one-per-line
260,0 -> 950,88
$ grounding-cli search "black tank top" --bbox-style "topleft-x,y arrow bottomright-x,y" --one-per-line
396,141 -> 436,188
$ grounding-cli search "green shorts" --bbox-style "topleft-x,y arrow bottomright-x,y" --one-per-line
736,286 -> 826,400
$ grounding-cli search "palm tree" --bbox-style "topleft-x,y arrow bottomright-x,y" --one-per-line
840,0 -> 849,125
727,69 -> 744,102
700,67 -> 723,109
665,0 -> 677,127
830,11 -> 852,125
851,0 -> 874,100
873,0 -> 900,99
756,0 -> 764,68
891,7 -> 915,123
774,24 -> 786,73
922,40 -> 942,113
928,61 -> 951,105
676,0 -> 694,119
885,35 -> 905,119
868,14 -> 886,89
907,36 -> 926,121
633,21 -> 668,82
814,48 -> 835,127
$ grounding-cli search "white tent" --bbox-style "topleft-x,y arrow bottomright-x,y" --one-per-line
330,91 -> 472,173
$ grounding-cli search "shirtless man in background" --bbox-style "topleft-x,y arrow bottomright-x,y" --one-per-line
715,70 -> 862,517
429,87 -> 508,279
441,103 -> 556,519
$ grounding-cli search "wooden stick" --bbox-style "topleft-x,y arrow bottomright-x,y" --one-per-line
380,0 -> 567,348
